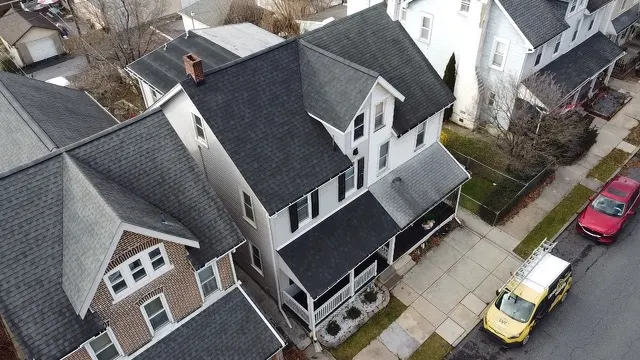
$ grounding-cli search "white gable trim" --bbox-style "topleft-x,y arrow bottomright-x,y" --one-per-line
122,223 -> 201,248
309,112 -> 346,134
149,83 -> 184,109
377,76 -> 405,101
238,282 -> 287,349
493,0 -> 535,49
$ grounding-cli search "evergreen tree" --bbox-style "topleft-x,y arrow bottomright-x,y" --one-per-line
443,53 -> 457,121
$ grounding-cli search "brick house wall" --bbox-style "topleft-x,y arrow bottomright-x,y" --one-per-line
90,231 -> 202,355
216,253 -> 235,290
61,346 -> 91,360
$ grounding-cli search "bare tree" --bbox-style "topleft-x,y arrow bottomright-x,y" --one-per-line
478,72 -> 597,176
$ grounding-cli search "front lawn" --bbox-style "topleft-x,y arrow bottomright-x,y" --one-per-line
441,128 -> 510,171
409,333 -> 453,360
624,124 -> 640,146
514,184 -> 593,258
329,296 -> 407,360
587,148 -> 629,181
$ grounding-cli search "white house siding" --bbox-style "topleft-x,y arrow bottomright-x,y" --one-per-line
1,37 -> 23,67
161,89 -> 280,299
138,79 -> 160,108
398,0 -> 488,128
181,16 -> 209,31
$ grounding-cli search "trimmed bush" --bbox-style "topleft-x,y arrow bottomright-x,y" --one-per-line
326,320 -> 341,336
345,306 -> 362,320
362,289 -> 378,304
443,54 -> 456,121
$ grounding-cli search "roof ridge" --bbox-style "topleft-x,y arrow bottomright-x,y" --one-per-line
299,40 -> 378,78
300,2 -> 384,38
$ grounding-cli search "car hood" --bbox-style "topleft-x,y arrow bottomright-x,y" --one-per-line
579,206 -> 623,233
485,305 -> 528,337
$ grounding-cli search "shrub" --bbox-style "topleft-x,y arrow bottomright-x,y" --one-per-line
0,57 -> 17,73
326,320 -> 341,336
443,53 -> 456,121
345,306 -> 362,320
362,289 -> 378,304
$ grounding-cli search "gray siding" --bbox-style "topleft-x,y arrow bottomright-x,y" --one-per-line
161,90 -> 279,298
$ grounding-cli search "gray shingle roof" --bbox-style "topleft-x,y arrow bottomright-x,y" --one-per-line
498,0 -> 569,48
0,72 -> 117,172
369,143 -> 469,228
527,32 -> 624,106
127,32 -> 239,93
299,41 -> 378,131
587,0 -> 615,12
612,3 -> 639,33
134,287 -> 284,360
302,3 -> 454,135
0,8 -> 58,45
278,192 -> 400,298
182,40 -> 353,215
178,0 -> 234,27
0,109 -> 244,360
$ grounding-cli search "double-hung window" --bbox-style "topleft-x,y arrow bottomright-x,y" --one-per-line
353,113 -> 365,141
534,46 -> 544,67
295,196 -> 309,224
419,14 -> 433,43
415,122 -> 426,149
344,166 -> 355,193
553,34 -> 562,55
107,271 -> 127,295
460,0 -> 470,13
197,263 -> 219,298
141,295 -> 172,334
149,248 -> 165,270
588,15 -> 596,31
241,191 -> 255,225
88,331 -> 120,360
250,243 -> 263,274
129,259 -> 147,282
490,38 -> 509,70
487,92 -> 496,107
378,141 -> 390,172
192,113 -> 207,144
400,7 -> 407,22
571,19 -> 582,43
374,101 -> 385,131
569,0 -> 577,13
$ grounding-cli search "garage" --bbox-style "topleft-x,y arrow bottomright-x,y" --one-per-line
26,37 -> 58,63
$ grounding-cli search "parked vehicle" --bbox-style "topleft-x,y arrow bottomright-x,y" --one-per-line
576,175 -> 640,244
483,240 -> 572,347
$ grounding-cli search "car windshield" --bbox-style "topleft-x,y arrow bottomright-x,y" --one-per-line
495,291 -> 535,323
592,194 -> 625,217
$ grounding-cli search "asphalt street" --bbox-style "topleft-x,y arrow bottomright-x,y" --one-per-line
449,178 -> 640,359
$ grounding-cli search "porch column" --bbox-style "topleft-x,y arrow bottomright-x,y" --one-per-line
387,237 -> 396,265
605,63 -> 615,84
307,293 -> 316,340
349,269 -> 355,301
454,187 -> 462,218
588,77 -> 597,97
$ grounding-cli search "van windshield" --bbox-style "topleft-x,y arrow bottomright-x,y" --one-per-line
495,291 -> 535,323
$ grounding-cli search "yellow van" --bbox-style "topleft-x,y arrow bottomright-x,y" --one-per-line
483,251 -> 572,347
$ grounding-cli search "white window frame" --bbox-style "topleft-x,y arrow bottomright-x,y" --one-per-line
86,328 -> 122,360
249,242 -> 264,276
374,101 -> 385,131
344,165 -> 356,194
150,88 -> 161,103
415,122 -> 426,150
192,113 -> 207,146
489,37 -> 510,71
239,189 -> 256,227
140,293 -> 174,336
400,7 -> 407,22
352,113 -> 366,144
487,92 -> 496,107
419,13 -> 433,43
621,0 -> 628,10
195,261 -> 222,301
569,0 -> 577,13
377,140 -> 390,173
588,14 -> 596,31
103,244 -> 172,303
533,45 -> 544,67
571,19 -> 582,43
459,0 -> 471,13
294,194 -> 311,227
553,33 -> 563,56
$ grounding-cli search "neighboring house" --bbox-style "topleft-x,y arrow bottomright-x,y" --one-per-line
298,4 -> 347,33
599,0 -> 640,45
151,3 -> 468,339
178,0 -> 234,30
0,71 -> 117,172
0,8 -> 64,67
0,108 -> 285,360
127,23 -> 282,107
350,0 -> 624,129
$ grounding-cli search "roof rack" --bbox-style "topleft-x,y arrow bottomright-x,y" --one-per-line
503,238 -> 556,293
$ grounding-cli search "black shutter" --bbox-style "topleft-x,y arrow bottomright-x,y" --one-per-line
338,173 -> 346,202
288,203 -> 298,232
311,190 -> 319,218
357,157 -> 365,189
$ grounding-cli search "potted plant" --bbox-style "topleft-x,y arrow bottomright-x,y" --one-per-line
422,213 -> 436,230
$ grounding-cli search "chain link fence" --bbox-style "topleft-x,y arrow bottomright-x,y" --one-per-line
449,149 -> 554,226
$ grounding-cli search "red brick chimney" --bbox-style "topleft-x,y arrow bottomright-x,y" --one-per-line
183,53 -> 205,86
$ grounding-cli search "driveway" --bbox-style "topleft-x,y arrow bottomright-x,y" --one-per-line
24,55 -> 88,82
448,165 -> 640,360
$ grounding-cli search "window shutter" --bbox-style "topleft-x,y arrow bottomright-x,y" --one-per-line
311,190 -> 319,218
357,158 -> 365,189
288,203 -> 298,232
338,173 -> 346,202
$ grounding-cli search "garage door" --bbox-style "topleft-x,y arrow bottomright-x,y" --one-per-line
26,37 -> 58,63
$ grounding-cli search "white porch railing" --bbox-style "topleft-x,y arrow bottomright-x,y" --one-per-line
282,290 -> 309,324
314,283 -> 350,324
377,244 -> 389,260
354,261 -> 377,291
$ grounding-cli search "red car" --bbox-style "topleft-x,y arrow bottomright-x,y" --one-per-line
577,176 -> 640,244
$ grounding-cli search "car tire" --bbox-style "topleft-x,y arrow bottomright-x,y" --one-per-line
521,335 -> 530,347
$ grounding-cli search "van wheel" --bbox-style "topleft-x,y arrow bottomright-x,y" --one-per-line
521,335 -> 530,346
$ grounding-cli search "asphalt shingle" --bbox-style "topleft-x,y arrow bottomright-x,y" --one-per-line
134,287 -> 283,360
612,3 -> 639,33
498,0 -> 569,48
587,0 -> 615,12
0,8 -> 58,45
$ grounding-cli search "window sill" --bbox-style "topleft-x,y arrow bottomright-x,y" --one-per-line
243,215 -> 257,229
251,264 -> 264,277
196,138 -> 209,148
111,265 -> 174,304
458,11 -> 469,17
352,136 -> 366,148
374,125 -> 386,133
488,64 -> 505,72
377,167 -> 390,177
417,38 -> 430,45
414,143 -> 425,152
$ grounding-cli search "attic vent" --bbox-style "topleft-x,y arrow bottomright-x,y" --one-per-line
392,177 -> 402,184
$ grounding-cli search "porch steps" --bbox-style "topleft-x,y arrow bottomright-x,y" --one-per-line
391,254 -> 416,276
378,265 -> 403,290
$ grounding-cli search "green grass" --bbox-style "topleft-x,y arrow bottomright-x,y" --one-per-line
514,184 -> 593,258
587,148 -> 629,181
409,333 -> 453,360
442,128 -> 510,171
329,296 -> 407,360
461,176 -> 494,203
624,124 -> 640,146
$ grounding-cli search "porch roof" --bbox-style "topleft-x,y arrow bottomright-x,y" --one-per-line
612,3 -> 640,34
525,32 -> 624,107
278,192 -> 400,298
369,142 -> 469,228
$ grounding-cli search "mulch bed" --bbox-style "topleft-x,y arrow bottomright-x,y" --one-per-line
283,345 -> 307,360
0,322 -> 18,360
497,173 -> 556,225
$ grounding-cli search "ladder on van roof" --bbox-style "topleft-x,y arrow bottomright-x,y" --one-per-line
504,238 -> 556,293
